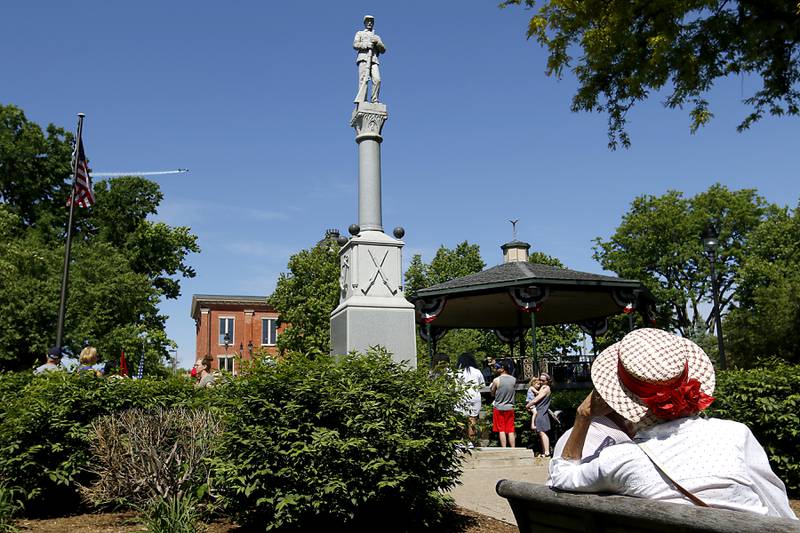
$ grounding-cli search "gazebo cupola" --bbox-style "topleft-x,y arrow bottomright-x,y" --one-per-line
501,239 -> 531,263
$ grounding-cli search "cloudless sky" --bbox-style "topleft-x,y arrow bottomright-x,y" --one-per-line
3,2 -> 799,369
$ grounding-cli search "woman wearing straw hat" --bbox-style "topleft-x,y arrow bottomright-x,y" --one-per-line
548,328 -> 796,519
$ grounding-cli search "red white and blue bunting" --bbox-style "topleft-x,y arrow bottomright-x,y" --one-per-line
612,288 -> 637,314
579,318 -> 609,337
493,328 -> 523,344
419,325 -> 448,342
415,297 -> 447,324
509,286 -> 549,313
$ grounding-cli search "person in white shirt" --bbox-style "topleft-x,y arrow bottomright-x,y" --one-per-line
552,414 -> 632,461
455,352 -> 486,446
548,328 -> 797,520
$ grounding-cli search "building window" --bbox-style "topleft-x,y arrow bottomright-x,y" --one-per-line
218,355 -> 235,374
262,318 -> 278,346
219,317 -> 234,345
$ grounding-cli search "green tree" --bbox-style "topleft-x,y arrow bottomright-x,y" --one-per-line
405,241 -> 485,298
0,104 -> 73,226
725,203 -> 800,365
405,242 -> 495,366
0,105 -> 199,372
593,184 -> 777,340
270,236 -> 340,356
503,0 -> 800,148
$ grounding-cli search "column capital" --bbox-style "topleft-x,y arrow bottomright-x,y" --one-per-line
351,102 -> 388,142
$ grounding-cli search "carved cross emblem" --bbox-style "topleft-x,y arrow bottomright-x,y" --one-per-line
362,249 -> 396,295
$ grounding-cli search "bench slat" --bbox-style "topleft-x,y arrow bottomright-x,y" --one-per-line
496,479 -> 800,533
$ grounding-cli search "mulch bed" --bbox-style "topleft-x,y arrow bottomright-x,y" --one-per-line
16,501 -> 799,532
16,506 -> 518,533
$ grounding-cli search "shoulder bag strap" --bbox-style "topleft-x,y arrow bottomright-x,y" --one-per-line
638,442 -> 710,507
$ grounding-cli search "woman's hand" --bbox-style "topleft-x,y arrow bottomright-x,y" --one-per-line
576,390 -> 612,418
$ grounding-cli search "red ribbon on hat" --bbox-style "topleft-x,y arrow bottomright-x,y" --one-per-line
618,360 -> 714,420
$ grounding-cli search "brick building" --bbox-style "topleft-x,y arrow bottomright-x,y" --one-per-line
191,294 -> 282,373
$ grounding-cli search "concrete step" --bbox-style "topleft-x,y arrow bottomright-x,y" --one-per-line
459,447 -> 551,469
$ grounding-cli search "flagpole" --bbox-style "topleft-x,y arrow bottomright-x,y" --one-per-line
55,113 -> 85,350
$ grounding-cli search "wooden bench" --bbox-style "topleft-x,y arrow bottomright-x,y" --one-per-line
495,479 -> 800,532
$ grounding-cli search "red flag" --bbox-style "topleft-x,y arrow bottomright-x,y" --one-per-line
119,350 -> 128,377
67,134 -> 95,208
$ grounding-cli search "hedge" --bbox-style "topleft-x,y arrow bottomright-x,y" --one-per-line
0,372 -> 205,515
710,364 -> 800,496
0,351 -> 466,529
211,351 -> 465,530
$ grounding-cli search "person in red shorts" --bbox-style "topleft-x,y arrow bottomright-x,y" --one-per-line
490,361 -> 517,447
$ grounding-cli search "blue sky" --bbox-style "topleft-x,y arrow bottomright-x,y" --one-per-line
3,2 -> 799,368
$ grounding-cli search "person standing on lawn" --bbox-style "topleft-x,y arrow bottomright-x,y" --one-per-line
490,361 -> 517,448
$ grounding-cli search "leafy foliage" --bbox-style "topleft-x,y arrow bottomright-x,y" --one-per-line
725,202 -> 800,365
0,105 -> 199,371
593,185 -> 776,341
710,364 -> 800,496
142,495 -> 202,533
212,349 -> 465,531
0,372 -> 205,516
0,482 -> 22,533
503,0 -> 800,148
270,236 -> 340,356
406,241 -> 501,367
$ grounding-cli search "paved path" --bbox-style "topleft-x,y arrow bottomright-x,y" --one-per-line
449,451 -> 550,525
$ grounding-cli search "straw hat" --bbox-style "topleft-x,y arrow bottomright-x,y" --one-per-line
591,328 -> 715,427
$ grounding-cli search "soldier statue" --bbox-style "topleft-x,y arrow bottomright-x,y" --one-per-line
353,15 -> 385,104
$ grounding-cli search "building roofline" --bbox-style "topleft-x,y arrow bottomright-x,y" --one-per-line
191,294 -> 272,319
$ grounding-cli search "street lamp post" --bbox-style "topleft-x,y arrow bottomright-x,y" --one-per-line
702,226 -> 727,370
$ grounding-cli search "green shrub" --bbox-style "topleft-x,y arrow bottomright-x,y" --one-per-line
0,483 -> 23,533
142,495 -> 201,533
212,350 -> 464,531
709,364 -> 800,496
0,372 -> 206,515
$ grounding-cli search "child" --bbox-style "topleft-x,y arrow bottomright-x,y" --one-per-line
525,377 -> 541,430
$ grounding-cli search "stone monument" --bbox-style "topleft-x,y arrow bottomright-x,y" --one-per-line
330,15 -> 417,367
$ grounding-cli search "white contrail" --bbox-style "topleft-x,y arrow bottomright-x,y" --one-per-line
92,168 -> 189,177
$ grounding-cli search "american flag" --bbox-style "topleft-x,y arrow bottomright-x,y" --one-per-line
68,135 -> 95,208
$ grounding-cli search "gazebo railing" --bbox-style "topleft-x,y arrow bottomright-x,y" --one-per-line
484,354 -> 595,387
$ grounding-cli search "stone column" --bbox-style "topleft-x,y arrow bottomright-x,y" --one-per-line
351,102 -> 387,232
330,101 -> 417,367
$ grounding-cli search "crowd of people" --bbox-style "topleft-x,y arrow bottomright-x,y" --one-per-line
33,345 -> 106,376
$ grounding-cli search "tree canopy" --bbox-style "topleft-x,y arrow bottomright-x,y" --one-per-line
725,201 -> 800,365
503,0 -> 800,148
269,235 -> 341,356
593,183 -> 789,365
0,104 -> 199,372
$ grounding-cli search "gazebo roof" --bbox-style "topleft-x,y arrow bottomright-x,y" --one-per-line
412,261 -> 655,329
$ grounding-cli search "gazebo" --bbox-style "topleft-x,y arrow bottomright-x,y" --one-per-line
411,239 -> 656,375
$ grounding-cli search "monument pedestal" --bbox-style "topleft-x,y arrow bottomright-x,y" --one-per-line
330,230 -> 416,366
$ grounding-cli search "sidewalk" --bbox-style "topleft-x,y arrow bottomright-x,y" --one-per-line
449,448 -> 550,525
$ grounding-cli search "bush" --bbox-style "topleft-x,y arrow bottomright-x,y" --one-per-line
81,407 -> 221,508
0,482 -> 23,533
212,350 -> 465,531
142,495 -> 202,533
709,364 -> 800,496
0,372 -> 206,515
